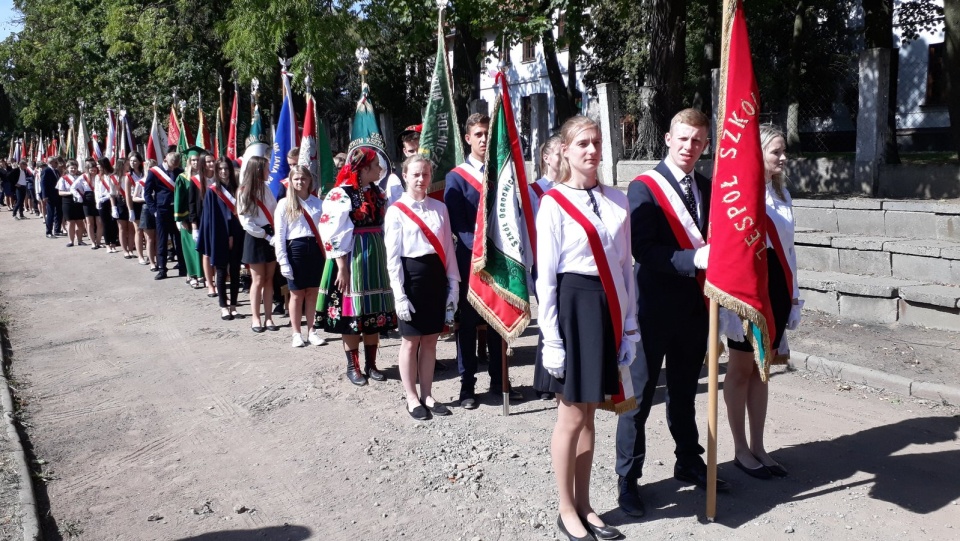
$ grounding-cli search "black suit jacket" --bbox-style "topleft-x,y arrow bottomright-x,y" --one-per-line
628,160 -> 711,323
40,166 -> 60,202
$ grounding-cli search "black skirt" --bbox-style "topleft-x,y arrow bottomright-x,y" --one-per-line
287,237 -> 323,291
64,199 -> 84,221
544,273 -> 620,404
139,207 -> 156,230
728,247 -> 792,352
81,191 -> 97,217
131,201 -> 144,223
115,198 -> 130,221
399,254 -> 446,336
243,234 -> 277,264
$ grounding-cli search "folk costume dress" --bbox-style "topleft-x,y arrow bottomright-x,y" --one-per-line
174,171 -> 203,279
316,181 -> 398,335
535,183 -> 640,404
383,193 -> 459,336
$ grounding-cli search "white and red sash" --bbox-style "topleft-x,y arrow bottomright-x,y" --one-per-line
634,170 -> 705,251
149,166 -> 175,192
99,174 -> 112,194
299,202 -> 325,253
543,189 -> 635,413
392,201 -> 447,268
111,174 -> 125,199
531,183 -> 545,198
452,162 -> 483,193
211,185 -> 237,216
255,200 -> 274,228
190,175 -> 203,192
79,174 -> 93,193
62,174 -> 75,188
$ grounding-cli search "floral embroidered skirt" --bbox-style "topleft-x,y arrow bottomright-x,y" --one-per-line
316,227 -> 398,335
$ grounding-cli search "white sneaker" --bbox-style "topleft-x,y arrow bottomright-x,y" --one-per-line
308,331 -> 327,346
291,334 -> 306,348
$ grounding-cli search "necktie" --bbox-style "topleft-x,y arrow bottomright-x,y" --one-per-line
679,175 -> 698,221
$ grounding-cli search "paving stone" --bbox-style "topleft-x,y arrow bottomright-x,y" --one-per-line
943,246 -> 960,261
834,199 -> 883,210
891,253 -> 955,284
837,209 -> 886,236
800,288 -> 840,315
796,245 -> 840,272
792,199 -> 836,208
898,299 -> 960,332
936,215 -> 960,242
839,249 -> 891,276
794,232 -> 835,247
797,270 -> 841,291
899,284 -> 960,308
834,275 -> 921,298
794,207 -> 839,233
839,294 -> 899,324
885,211 -> 939,238
885,239 -> 952,257
831,236 -> 889,251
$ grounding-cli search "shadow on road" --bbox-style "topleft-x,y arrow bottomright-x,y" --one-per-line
606,414 -> 960,527
174,525 -> 312,540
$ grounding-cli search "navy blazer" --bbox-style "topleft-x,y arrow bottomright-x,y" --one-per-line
628,160 -> 712,322
144,165 -> 181,215
40,166 -> 60,202
444,164 -> 482,253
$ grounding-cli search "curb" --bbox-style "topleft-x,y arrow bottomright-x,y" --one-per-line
0,327 -> 42,541
789,349 -> 960,406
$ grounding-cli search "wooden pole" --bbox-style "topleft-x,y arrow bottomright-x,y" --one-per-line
706,299 -> 720,520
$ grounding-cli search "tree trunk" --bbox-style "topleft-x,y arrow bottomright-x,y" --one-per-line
636,0 -> 687,159
693,0 -> 718,118
945,0 -> 960,161
541,23 -> 574,125
786,1 -> 805,153
863,0 -> 900,163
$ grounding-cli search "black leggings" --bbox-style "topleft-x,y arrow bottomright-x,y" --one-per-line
216,241 -> 244,308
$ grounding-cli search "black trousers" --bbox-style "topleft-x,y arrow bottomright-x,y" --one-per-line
11,185 -> 26,217
616,307 -> 709,480
454,245 -> 504,398
45,198 -> 63,234
155,210 -> 183,275
216,240 -> 244,308
98,201 -> 119,245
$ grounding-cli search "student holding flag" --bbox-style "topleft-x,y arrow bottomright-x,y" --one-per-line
536,116 -> 636,541
720,124 -> 799,480
237,155 -> 280,333
200,157 -> 245,320
384,155 -> 459,420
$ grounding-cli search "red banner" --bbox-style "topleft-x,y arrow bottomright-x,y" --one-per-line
704,0 -> 776,377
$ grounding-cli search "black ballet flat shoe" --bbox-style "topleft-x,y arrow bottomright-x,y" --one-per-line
426,402 -> 452,416
264,322 -> 280,332
556,515 -> 592,541
221,313 -> 234,321
734,457 -> 772,480
407,404 -> 431,421
580,515 -> 622,540
251,325 -> 265,333
764,462 -> 788,478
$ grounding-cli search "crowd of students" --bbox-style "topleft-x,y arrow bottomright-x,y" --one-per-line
3,109 -> 801,541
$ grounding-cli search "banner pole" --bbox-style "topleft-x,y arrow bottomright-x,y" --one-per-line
706,298 -> 720,520
502,338 -> 510,416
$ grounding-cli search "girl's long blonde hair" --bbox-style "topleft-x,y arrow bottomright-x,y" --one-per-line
285,165 -> 316,224
237,156 -> 267,216
759,124 -> 789,201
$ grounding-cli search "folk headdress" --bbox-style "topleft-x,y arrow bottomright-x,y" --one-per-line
335,146 -> 378,189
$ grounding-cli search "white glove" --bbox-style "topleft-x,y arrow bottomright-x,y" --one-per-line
786,299 -> 804,330
111,206 -> 119,219
718,306 -> 745,342
618,340 -> 635,367
445,281 -> 459,312
265,234 -> 274,246
444,303 -> 456,326
778,333 -> 790,356
541,342 -> 565,379
693,244 -> 710,270
176,221 -> 184,232
280,263 -> 293,280
395,297 -> 416,322
192,229 -> 199,244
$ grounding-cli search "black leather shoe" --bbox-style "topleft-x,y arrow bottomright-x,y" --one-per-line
617,475 -> 646,517
674,463 -> 731,492
460,397 -> 478,410
556,515 -> 592,541
765,462 -> 788,477
154,272 -> 167,280
734,457 -> 772,480
490,385 -> 523,402
365,363 -> 387,382
408,404 -> 431,421
426,402 -> 452,416
580,515 -> 622,540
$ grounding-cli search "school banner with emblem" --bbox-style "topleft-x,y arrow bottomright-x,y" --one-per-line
704,0 -> 775,379
467,73 -> 536,341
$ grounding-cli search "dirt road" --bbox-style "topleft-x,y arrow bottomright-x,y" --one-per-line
1,218 -> 958,541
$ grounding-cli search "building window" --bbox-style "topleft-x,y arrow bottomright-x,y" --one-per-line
557,12 -> 567,51
925,42 -> 945,107
522,37 -> 537,63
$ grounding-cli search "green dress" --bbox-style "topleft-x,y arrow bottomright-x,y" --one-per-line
174,173 -> 202,279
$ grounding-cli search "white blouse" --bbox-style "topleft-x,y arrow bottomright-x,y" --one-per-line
274,195 -> 323,270
93,174 -> 113,206
128,172 -> 145,202
56,174 -> 75,194
70,174 -> 95,203
238,187 -> 278,240
766,183 -> 799,299
319,185 -> 385,259
527,176 -> 556,216
535,184 -> 639,350
383,193 -> 460,303
382,173 -> 405,207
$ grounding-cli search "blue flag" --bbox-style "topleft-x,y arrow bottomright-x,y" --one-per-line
267,71 -> 296,198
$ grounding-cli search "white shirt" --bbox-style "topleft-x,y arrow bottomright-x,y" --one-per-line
70,174 -> 94,203
535,183 -> 638,350
766,183 -> 799,299
664,158 -> 702,221
382,173 -> 405,206
56,174 -> 75,194
274,194 -> 323,270
238,187 -> 278,240
319,185 -> 386,259
94,174 -> 113,206
128,171 -> 146,202
16,169 -> 27,187
527,176 -> 556,216
383,193 -> 460,304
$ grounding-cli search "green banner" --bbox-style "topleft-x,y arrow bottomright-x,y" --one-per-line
418,23 -> 463,193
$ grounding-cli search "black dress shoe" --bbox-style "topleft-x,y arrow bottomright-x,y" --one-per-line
426,402 -> 452,416
764,462 -> 788,477
674,463 -> 731,492
556,515 -> 592,541
580,515 -> 622,540
251,326 -> 265,333
407,404 -> 431,421
490,385 -> 523,401
617,475 -> 646,517
154,272 -> 167,280
460,397 -> 478,410
734,457 -> 772,480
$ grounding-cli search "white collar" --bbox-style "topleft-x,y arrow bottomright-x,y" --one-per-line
664,157 -> 695,185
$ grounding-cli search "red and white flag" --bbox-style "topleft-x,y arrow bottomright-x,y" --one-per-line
227,85 -> 239,160
146,108 -> 168,162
